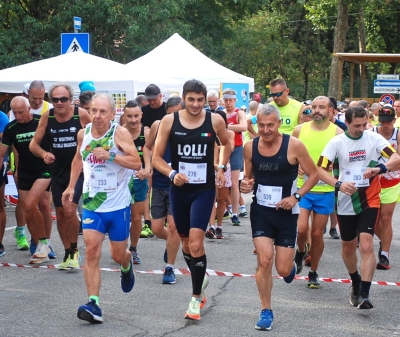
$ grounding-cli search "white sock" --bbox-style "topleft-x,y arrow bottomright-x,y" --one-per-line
381,251 -> 389,259
166,264 -> 174,269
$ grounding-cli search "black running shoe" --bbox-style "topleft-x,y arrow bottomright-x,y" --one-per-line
294,249 -> 306,275
307,271 -> 320,289
205,227 -> 216,239
215,227 -> 224,239
376,255 -> 390,270
350,283 -> 360,307
357,295 -> 373,309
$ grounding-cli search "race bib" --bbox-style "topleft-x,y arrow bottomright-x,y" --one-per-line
256,184 -> 282,208
179,162 -> 207,184
304,174 -> 327,186
89,170 -> 118,194
342,167 -> 369,187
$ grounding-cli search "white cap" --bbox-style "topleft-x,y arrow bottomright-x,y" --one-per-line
241,105 -> 246,109
23,83 -> 31,95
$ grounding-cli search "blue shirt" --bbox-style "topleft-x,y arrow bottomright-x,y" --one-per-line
0,111 -> 9,134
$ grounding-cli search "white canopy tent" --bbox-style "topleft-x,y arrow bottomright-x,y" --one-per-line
125,33 -> 254,95
0,52 -> 139,98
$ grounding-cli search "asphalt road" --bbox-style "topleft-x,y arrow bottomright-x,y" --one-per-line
1,193 -> 400,337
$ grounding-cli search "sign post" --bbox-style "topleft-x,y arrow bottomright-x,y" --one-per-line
74,16 -> 82,33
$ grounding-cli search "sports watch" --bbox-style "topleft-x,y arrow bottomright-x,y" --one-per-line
218,165 -> 227,172
109,152 -> 116,162
293,192 -> 301,201
335,181 -> 342,190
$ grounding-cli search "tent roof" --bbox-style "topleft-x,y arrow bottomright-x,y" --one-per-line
334,53 -> 400,65
0,52 -> 137,93
126,33 -> 254,92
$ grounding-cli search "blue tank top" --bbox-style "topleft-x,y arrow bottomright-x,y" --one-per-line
251,134 -> 299,214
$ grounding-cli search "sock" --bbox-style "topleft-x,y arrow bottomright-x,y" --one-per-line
210,225 -> 215,229
381,251 -> 389,259
38,237 -> 48,244
310,270 -> 317,274
129,246 -> 137,252
166,264 -> 174,269
144,220 -> 152,228
64,248 -> 70,260
349,271 -> 361,285
240,205 -> 246,211
190,254 -> 207,296
228,205 -> 232,213
232,213 -> 237,217
70,242 -> 78,252
182,250 -> 192,270
360,281 -> 371,297
121,263 -> 131,273
89,295 -> 99,306
217,226 -> 222,230
17,226 -> 25,235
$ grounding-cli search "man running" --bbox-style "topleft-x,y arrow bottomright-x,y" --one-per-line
317,105 -> 400,309
241,103 -> 318,330
63,93 -> 141,323
152,79 -> 231,320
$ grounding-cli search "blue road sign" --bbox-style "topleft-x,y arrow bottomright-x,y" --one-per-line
61,33 -> 91,54
374,80 -> 400,87
74,17 -> 82,30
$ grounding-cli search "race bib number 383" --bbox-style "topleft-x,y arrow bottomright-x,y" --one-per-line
342,167 -> 369,187
256,184 -> 282,207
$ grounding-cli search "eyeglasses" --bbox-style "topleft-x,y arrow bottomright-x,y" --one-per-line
269,89 -> 287,98
51,96 -> 70,103
379,108 -> 395,115
303,100 -> 312,105
303,109 -> 312,115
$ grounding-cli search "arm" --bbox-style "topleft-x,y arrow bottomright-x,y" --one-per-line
142,121 -> 159,178
91,126 -> 141,170
0,144 -> 9,166
29,111 -> 55,164
228,110 -> 247,133
240,140 -> 254,193
297,106 -> 303,125
79,107 -> 92,127
247,117 -> 257,137
136,126 -> 153,179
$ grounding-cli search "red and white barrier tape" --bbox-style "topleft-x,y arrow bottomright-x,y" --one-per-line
0,262 -> 399,287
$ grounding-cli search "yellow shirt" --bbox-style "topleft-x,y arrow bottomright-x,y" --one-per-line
271,98 -> 302,135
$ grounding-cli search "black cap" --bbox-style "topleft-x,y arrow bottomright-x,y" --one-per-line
145,84 -> 161,99
379,106 -> 396,122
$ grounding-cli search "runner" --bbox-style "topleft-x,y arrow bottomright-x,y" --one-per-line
152,79 -> 231,320
317,105 -> 400,309
63,93 -> 141,323
241,103 -> 318,330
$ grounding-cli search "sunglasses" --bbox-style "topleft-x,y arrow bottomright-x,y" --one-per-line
269,89 -> 287,98
51,96 -> 70,103
303,109 -> 312,115
303,100 -> 312,105
380,108 -> 394,115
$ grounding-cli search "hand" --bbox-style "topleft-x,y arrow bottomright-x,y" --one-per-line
216,169 -> 226,189
240,178 -> 254,193
43,152 -> 55,165
91,147 -> 110,161
135,169 -> 148,180
62,186 -> 75,205
339,181 -> 357,196
363,167 -> 380,179
173,173 -> 189,186
141,167 -> 153,179
276,196 -> 297,210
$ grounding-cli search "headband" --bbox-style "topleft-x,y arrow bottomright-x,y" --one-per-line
223,94 -> 236,99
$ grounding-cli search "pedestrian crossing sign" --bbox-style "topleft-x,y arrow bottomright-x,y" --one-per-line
61,33 -> 91,54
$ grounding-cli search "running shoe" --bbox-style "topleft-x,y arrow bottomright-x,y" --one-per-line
58,251 -> 71,270
283,263 -> 296,284
140,224 -> 154,238
350,283 -> 360,307
14,228 -> 29,250
162,266 -> 176,284
205,227 -> 216,239
223,210 -> 231,219
231,215 -> 241,226
29,242 -> 50,264
200,274 -> 209,309
68,250 -> 81,269
216,227 -> 224,239
129,247 -> 141,264
239,210 -> 248,218
255,308 -> 274,331
307,271 -> 320,289
0,243 -> 5,257
184,297 -> 201,320
77,299 -> 103,323
48,244 -> 57,259
329,228 -> 340,239
29,239 -> 37,255
120,259 -> 135,293
294,249 -> 306,274
357,295 -> 373,309
376,255 -> 390,270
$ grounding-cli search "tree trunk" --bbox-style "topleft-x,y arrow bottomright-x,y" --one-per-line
358,5 -> 368,98
328,0 -> 349,99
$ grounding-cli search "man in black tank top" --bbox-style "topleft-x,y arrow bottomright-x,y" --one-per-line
30,82 -> 91,270
241,103 -> 318,331
152,80 -> 232,321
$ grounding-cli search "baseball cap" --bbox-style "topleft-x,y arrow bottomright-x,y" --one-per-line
23,82 -> 31,95
79,81 -> 96,92
379,106 -> 396,122
253,93 -> 261,103
145,84 -> 161,99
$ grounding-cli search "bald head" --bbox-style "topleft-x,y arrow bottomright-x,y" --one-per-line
249,101 -> 259,114
349,100 -> 361,107
11,96 -> 29,110
11,96 -> 31,123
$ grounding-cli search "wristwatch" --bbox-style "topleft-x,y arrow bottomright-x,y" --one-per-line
109,152 -> 116,162
335,181 -> 342,190
170,170 -> 178,182
293,192 -> 301,201
218,164 -> 227,172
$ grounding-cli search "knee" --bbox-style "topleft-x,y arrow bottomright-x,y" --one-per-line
380,214 -> 392,227
258,256 -> 273,272
359,239 -> 374,256
189,240 -> 204,256
85,243 -> 101,262
167,222 -> 177,235
24,201 -> 37,213
151,223 -> 165,237
276,263 -> 292,277
342,241 -> 356,255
